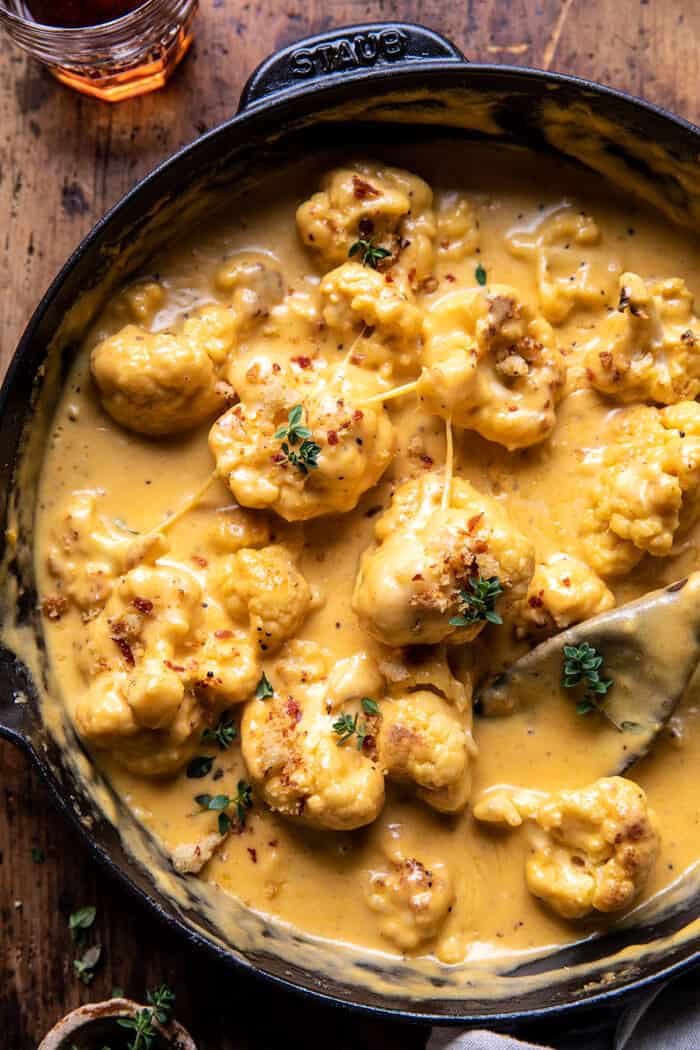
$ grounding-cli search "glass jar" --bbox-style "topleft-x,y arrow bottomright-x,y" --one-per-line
0,0 -> 198,102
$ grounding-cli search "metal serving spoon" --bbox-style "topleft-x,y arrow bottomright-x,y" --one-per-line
476,572 -> 700,774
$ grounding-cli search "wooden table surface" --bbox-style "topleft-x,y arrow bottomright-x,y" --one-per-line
2,1 -> 700,1046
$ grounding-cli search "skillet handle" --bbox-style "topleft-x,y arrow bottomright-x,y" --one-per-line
238,22 -> 465,112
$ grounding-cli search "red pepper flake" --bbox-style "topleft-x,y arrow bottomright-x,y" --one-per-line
445,273 -> 456,283
562,576 -> 571,587
42,594 -> 68,621
528,595 -> 544,608
385,273 -> 394,284
191,555 -> 208,568
272,362 -> 281,373
247,847 -> 258,863
214,629 -> 234,639
164,659 -> 185,672
421,455 -> 434,468
599,351 -> 614,370
467,513 -> 484,533
111,635 -> 135,666
292,355 -> 312,369
412,573 -> 424,581
352,175 -> 381,200
352,409 -> 364,422
327,429 -> 339,446
131,596 -> 154,616
285,697 -> 302,724
271,452 -> 285,463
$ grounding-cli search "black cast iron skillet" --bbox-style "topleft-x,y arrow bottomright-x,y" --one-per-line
3,21 -> 700,1038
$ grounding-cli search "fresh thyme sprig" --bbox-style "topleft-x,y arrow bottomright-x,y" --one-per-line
562,642 -> 615,719
349,237 -> 392,269
333,698 -> 380,750
274,405 -> 320,475
201,716 -> 238,749
449,575 -> 503,628
255,672 -> 274,700
73,944 -> 101,985
195,780 -> 253,834
117,983 -> 176,1050
68,905 -> 96,943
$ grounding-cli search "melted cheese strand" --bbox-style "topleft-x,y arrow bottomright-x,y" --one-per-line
138,472 -> 219,542
360,379 -> 420,407
442,416 -> 454,511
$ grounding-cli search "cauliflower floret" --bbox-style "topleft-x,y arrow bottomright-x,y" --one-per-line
365,856 -> 454,951
213,250 -> 285,333
296,162 -> 436,288
581,403 -> 700,576
378,643 -> 471,710
211,544 -> 312,653
91,324 -> 225,436
526,777 -> 659,919
352,473 -> 534,647
209,363 -> 395,521
208,506 -> 271,554
74,564 -> 259,776
241,686 -> 385,831
507,206 -> 619,324
417,286 -> 566,450
45,489 -> 167,613
110,279 -> 166,328
379,690 -> 471,795
319,262 -> 424,377
435,192 -> 479,261
585,273 -> 700,405
518,553 -> 615,636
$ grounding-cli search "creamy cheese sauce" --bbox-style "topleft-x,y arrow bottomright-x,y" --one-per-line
33,143 -> 700,971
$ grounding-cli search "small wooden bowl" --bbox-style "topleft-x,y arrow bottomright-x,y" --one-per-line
38,997 -> 197,1049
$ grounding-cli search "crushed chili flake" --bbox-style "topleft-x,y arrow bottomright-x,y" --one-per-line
445,273 -> 456,283
42,594 -> 68,621
191,555 -> 208,568
285,697 -> 302,724
412,573 -> 424,581
421,455 -> 434,468
271,452 -> 286,463
467,513 -> 484,533
327,429 -> 339,446
214,629 -> 234,639
111,635 -> 135,667
528,595 -> 544,608
352,175 -> 381,199
247,847 -> 258,863
562,576 -> 571,587
131,597 -> 154,616
164,660 -> 185,672
271,362 -> 281,373
598,351 -> 614,370
292,355 -> 312,369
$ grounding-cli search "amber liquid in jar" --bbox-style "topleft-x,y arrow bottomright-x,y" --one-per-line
22,0 -> 146,28
5,0 -> 198,101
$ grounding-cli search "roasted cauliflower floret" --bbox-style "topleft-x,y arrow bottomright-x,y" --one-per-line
581,403 -> 700,576
296,162 -> 436,287
110,279 -> 166,328
319,262 -> 424,377
418,286 -> 566,450
211,544 -> 312,653
209,363 -> 395,521
379,690 -> 470,794
526,777 -> 659,919
208,506 -> 271,554
435,192 -> 479,261
91,324 -> 225,436
518,553 -> 615,635
241,688 -> 385,831
585,273 -> 700,405
365,856 -> 454,951
352,473 -> 534,646
74,564 -> 259,776
45,489 -> 167,613
507,206 -> 618,324
213,250 -> 285,332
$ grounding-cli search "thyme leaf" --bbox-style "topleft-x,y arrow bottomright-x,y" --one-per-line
449,576 -> 503,628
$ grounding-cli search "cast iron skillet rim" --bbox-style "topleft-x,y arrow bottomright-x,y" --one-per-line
4,50 -> 700,1027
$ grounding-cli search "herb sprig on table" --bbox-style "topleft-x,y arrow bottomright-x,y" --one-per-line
117,984 -> 176,1050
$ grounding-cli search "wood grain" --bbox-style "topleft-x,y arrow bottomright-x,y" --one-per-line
1,2 -> 699,1045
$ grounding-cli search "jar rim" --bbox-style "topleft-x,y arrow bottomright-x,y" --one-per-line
0,0 -> 174,35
